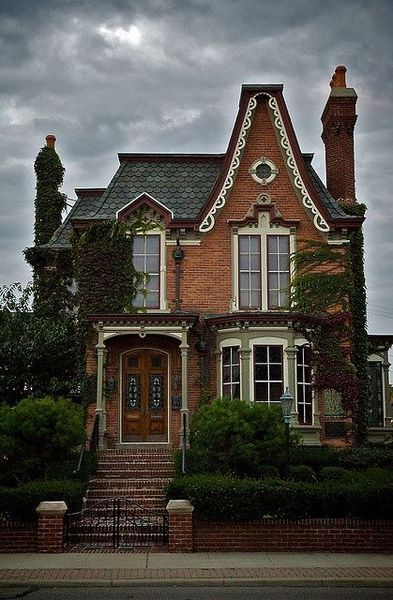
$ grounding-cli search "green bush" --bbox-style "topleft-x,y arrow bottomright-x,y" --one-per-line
0,396 -> 85,481
257,464 -> 281,479
319,466 -> 352,482
286,446 -> 393,473
0,479 -> 86,520
288,465 -> 316,483
166,474 -> 393,521
186,398 -> 298,477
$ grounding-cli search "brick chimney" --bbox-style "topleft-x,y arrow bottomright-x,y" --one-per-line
45,134 -> 56,149
321,66 -> 358,204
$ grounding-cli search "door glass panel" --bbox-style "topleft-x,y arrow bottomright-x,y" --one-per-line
126,374 -> 140,409
149,374 -> 164,411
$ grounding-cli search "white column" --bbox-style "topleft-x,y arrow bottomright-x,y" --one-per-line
95,322 -> 106,449
285,344 -> 299,426
179,323 -> 190,448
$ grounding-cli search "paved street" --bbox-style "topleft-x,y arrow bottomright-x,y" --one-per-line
1,586 -> 393,599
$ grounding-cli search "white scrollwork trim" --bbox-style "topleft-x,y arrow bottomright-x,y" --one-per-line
199,92 -> 330,234
267,96 -> 329,232
199,97 -> 257,233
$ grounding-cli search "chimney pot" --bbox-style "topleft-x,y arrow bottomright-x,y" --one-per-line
45,134 -> 56,149
330,65 -> 347,88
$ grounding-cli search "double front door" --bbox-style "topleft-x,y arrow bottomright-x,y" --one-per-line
122,349 -> 168,442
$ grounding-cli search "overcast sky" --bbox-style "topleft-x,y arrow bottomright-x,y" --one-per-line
1,0 -> 392,337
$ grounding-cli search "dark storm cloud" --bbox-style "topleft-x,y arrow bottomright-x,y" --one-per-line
1,0 -> 392,332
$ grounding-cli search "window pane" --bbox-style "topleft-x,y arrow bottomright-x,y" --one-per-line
146,236 -> 160,252
270,383 -> 283,402
268,254 -> 278,270
269,291 -> 278,307
250,272 -> 261,290
133,237 -> 144,253
146,256 -> 159,272
146,291 -> 159,308
269,236 -> 278,252
279,254 -> 290,271
249,236 -> 259,252
269,273 -> 279,289
255,346 -> 267,363
250,254 -> 260,270
250,291 -> 260,307
270,364 -> 282,380
240,273 -> 249,289
255,364 -> 268,380
279,236 -> 289,253
269,347 -> 282,363
133,256 -> 144,272
223,365 -> 231,383
239,254 -> 249,269
232,384 -> 240,399
147,274 -> 159,291
255,382 -> 268,402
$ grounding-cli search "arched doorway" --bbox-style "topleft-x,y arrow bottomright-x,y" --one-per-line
121,348 -> 168,443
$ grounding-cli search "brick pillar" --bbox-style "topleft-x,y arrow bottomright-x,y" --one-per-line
166,499 -> 194,553
36,501 -> 67,553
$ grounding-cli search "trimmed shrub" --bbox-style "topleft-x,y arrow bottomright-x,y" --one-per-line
288,465 -> 316,483
319,466 -> 352,482
0,480 -> 86,520
289,446 -> 393,473
186,398 -> 299,477
0,396 -> 84,481
257,464 -> 281,479
166,474 -> 393,521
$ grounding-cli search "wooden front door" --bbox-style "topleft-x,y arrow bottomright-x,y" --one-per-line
122,349 -> 168,442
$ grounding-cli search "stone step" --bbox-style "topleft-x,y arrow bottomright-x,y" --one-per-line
96,468 -> 174,478
88,478 -> 170,490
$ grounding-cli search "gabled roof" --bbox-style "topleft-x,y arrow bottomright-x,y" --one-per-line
45,84 -> 362,248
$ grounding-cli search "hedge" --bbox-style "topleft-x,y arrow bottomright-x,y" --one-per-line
166,474 -> 393,521
0,479 -> 86,520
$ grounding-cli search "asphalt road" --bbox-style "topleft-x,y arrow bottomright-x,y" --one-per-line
1,587 -> 393,600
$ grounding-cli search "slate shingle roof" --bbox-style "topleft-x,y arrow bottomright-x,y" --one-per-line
46,152 -> 354,248
302,154 -> 353,220
94,157 -> 223,221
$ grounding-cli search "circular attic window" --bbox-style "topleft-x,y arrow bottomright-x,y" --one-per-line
249,157 -> 278,185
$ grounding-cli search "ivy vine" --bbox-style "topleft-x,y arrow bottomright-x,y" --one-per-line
33,145 -> 66,246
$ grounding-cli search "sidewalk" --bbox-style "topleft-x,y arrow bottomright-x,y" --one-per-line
0,552 -> 393,587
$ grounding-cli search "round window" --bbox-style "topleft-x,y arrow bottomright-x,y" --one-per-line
249,158 -> 278,185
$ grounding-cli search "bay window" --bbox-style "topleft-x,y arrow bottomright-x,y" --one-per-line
222,346 -> 240,399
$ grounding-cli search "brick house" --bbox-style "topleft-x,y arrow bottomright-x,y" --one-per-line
41,66 -> 393,449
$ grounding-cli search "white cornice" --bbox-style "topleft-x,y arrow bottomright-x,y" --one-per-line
199,93 -> 329,234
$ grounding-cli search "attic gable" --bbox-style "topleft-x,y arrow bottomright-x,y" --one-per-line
198,86 -> 350,234
116,192 -> 174,225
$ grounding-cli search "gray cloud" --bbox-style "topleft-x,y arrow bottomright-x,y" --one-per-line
1,0 -> 393,334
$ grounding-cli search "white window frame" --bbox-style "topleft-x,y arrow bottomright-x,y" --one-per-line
133,230 -> 167,311
296,344 -> 313,425
219,338 -> 242,399
232,213 -> 294,312
249,336 -> 289,403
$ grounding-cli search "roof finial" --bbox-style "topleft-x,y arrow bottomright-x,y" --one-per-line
45,134 -> 56,149
330,65 -> 347,88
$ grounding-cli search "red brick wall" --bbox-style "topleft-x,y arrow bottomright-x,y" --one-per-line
193,518 -> 393,553
174,97 -> 325,315
0,521 -> 38,553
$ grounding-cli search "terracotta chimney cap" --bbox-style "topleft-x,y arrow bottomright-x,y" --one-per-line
45,134 -> 56,149
330,65 -> 347,88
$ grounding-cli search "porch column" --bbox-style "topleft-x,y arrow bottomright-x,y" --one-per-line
383,354 -> 393,426
179,323 -> 190,448
285,344 -> 299,425
96,322 -> 107,449
239,343 -> 251,402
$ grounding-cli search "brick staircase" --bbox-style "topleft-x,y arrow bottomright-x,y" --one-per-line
85,447 -> 175,509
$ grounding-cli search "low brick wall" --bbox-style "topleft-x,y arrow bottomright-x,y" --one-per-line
0,520 -> 38,553
193,518 -> 393,553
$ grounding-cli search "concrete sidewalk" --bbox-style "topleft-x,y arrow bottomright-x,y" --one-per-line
0,552 -> 393,587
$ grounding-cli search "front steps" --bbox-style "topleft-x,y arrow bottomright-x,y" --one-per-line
85,447 -> 175,509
